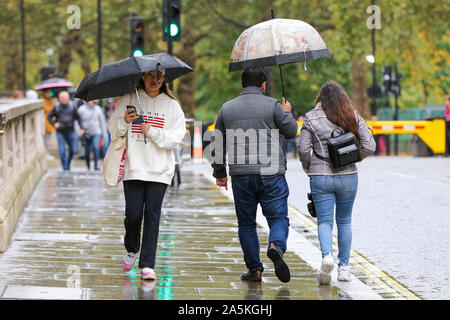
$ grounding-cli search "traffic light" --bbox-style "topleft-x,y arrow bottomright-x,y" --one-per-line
383,65 -> 392,95
392,63 -> 403,96
130,13 -> 144,57
383,64 -> 403,96
163,0 -> 181,41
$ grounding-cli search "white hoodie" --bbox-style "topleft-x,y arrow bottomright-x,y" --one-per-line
108,88 -> 186,185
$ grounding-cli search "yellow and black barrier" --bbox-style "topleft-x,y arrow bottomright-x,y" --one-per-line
207,119 -> 447,154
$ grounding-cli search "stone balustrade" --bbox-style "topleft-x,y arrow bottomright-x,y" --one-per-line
0,99 -> 47,252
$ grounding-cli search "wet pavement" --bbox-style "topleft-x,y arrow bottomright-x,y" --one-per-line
283,156 -> 450,300
0,160 -> 348,300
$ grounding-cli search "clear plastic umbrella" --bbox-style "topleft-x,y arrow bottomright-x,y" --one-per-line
229,16 -> 330,97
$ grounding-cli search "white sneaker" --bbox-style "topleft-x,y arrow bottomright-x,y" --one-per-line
337,265 -> 351,282
123,252 -> 137,271
318,254 -> 334,285
141,268 -> 156,280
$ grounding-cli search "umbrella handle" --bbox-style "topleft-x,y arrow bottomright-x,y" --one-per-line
278,65 -> 287,99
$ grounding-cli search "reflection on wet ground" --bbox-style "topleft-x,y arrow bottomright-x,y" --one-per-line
0,168 -> 340,300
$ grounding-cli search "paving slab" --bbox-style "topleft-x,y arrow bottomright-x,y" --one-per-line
0,166 -> 347,300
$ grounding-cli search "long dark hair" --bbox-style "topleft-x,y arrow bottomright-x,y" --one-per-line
315,81 -> 361,145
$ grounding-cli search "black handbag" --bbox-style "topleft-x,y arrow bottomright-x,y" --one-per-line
312,128 -> 362,170
307,193 -> 316,218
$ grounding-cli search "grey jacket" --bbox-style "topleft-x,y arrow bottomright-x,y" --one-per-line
78,104 -> 107,137
297,102 -> 376,176
211,86 -> 298,178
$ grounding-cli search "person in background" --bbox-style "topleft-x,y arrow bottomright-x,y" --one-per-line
293,115 -> 304,159
102,98 -> 116,155
78,100 -> 107,171
25,90 -> 38,100
13,90 -> 24,99
42,89 -> 57,150
47,91 -> 84,171
297,81 -> 376,285
104,98 -> 116,122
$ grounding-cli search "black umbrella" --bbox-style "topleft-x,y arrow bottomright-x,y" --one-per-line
74,53 -> 193,101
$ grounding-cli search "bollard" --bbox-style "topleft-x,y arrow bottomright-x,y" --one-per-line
192,122 -> 203,162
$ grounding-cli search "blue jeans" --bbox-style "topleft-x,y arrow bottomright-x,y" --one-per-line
102,131 -> 111,157
231,174 -> 290,272
310,173 -> 358,266
84,134 -> 101,169
56,131 -> 77,171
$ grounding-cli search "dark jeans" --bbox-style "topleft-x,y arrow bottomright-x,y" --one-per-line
56,131 -> 77,171
231,174 -> 290,273
123,180 -> 168,269
84,134 -> 101,169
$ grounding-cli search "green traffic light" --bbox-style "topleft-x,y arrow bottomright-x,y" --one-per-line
133,49 -> 144,57
169,23 -> 179,37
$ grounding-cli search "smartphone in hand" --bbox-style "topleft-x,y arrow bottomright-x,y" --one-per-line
126,105 -> 137,114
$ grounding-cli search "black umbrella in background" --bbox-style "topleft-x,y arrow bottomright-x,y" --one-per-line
74,52 -> 193,101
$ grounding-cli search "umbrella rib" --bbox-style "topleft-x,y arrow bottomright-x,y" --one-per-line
271,22 -> 281,57
243,29 -> 255,61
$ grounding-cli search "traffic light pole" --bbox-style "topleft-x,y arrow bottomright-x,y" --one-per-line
167,38 -> 173,91
394,90 -> 399,155
393,62 -> 400,155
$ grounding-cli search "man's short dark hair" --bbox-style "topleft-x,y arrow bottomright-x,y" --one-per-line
242,68 -> 267,88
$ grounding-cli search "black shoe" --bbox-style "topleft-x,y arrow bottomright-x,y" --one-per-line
241,268 -> 263,282
267,243 -> 290,283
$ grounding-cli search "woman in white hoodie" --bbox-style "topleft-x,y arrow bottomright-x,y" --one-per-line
108,69 -> 186,280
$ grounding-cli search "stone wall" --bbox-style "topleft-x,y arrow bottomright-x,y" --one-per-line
0,99 -> 47,252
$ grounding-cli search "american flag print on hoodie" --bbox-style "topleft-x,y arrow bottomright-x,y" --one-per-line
131,114 -> 166,134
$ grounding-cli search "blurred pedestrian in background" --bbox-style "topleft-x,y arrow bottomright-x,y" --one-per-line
25,90 -> 38,100
102,98 -> 116,156
104,98 -> 116,122
78,100 -> 107,171
47,91 -> 84,171
293,115 -> 304,159
42,89 -> 56,151
12,90 -> 23,99
298,81 -> 376,285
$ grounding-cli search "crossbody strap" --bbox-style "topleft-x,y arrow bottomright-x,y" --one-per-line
312,147 -> 329,162
304,120 -> 329,163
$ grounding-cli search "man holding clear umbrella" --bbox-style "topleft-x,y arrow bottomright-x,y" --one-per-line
210,68 -> 298,283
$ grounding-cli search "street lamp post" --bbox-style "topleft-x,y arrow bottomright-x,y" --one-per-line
366,0 -> 383,154
97,0 -> 103,106
97,0 -> 102,69
20,0 -> 26,91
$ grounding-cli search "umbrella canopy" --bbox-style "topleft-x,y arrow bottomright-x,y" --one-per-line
34,78 -> 74,91
74,53 -> 193,101
229,18 -> 330,72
